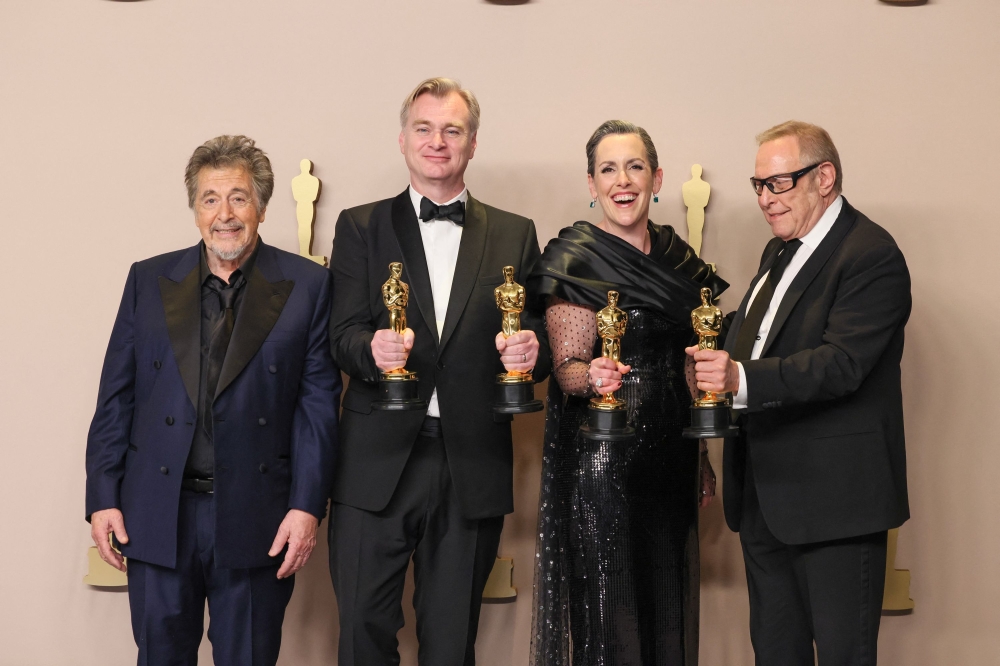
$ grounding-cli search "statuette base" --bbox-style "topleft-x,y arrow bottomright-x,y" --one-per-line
373,371 -> 427,411
580,401 -> 635,442
683,404 -> 739,439
492,377 -> 543,415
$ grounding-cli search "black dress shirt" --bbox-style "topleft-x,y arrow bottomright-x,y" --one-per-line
183,241 -> 259,479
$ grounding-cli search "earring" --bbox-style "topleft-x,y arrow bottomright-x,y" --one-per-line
653,194 -> 659,203
590,200 -> 596,208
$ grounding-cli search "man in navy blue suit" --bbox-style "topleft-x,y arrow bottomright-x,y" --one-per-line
85,135 -> 340,666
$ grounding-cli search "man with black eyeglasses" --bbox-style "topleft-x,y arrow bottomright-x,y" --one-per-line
687,121 -> 911,665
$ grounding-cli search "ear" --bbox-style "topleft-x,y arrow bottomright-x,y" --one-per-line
587,173 -> 598,201
817,162 -> 837,196
468,131 -> 478,160
652,167 -> 664,194
398,130 -> 405,154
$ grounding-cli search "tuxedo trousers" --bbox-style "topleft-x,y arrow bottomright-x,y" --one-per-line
329,430 -> 504,666
739,455 -> 887,666
126,491 -> 294,666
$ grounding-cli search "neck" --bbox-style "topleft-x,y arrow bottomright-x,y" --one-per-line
411,178 -> 465,204
598,217 -> 651,254
206,235 -> 257,282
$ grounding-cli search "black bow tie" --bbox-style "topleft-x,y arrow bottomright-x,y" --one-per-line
419,197 -> 465,225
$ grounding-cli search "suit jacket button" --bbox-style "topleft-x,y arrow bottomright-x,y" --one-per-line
153,360 -> 162,369
160,466 -> 168,475
165,416 -> 175,425
258,417 -> 267,426
436,361 -> 445,370
259,464 -> 268,473
269,365 -> 277,374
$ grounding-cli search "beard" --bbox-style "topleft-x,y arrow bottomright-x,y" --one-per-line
207,222 -> 249,261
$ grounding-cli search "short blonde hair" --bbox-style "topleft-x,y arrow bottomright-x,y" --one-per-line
184,135 -> 274,213
399,77 -> 481,134
756,120 -> 843,194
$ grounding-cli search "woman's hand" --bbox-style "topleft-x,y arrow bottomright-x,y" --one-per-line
588,356 -> 631,395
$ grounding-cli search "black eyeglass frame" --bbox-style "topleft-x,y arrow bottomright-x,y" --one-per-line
750,162 -> 823,196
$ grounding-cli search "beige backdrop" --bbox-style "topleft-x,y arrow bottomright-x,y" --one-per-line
2,0 -> 998,664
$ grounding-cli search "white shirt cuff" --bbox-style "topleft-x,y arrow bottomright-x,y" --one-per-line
733,362 -> 748,409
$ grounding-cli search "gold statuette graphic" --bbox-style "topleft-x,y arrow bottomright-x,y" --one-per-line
492,266 -> 542,415
372,262 -> 426,410
580,290 -> 635,441
683,287 -> 739,438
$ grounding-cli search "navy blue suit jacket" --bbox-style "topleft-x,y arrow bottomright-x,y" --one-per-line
86,240 -> 341,569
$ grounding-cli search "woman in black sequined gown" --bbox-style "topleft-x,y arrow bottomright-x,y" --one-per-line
526,121 -> 727,666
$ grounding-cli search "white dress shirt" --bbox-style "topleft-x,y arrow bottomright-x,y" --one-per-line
409,184 -> 467,417
733,196 -> 843,409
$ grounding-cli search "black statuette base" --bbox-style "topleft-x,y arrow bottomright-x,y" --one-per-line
493,381 -> 544,415
372,373 -> 427,411
579,405 -> 635,442
683,404 -> 740,439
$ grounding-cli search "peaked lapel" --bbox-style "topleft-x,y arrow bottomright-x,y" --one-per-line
439,195 -> 487,353
158,245 -> 202,408
215,242 -> 295,399
760,201 -> 859,357
390,191 -> 439,347
723,238 -> 783,355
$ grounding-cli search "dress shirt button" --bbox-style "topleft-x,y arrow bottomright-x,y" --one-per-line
269,365 -> 277,374
165,416 -> 175,425
153,360 -> 162,369
160,466 -> 168,475
755,335 -> 761,340
258,417 -> 267,426
259,464 -> 268,473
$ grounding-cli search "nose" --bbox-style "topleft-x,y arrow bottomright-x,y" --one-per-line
616,168 -> 631,187
217,198 -> 232,220
757,186 -> 775,207
430,129 -> 446,148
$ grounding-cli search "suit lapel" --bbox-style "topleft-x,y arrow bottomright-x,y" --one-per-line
760,201 -> 859,357
159,245 -> 202,408
390,191 -> 439,347
724,239 -> 783,355
215,242 -> 294,399
439,195 -> 487,352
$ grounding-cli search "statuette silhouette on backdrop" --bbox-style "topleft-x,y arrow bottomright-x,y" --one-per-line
580,290 -> 634,441
682,164 -> 711,257
683,287 -> 739,438
492,266 -> 542,415
291,159 -> 327,266
373,262 -> 426,410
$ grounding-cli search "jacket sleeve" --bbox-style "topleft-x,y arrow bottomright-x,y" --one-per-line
85,263 -> 138,521
329,208 -> 381,383
741,239 -> 911,411
520,220 -> 552,382
289,269 -> 342,519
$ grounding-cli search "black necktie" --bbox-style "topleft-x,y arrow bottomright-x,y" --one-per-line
419,197 -> 465,225
204,278 -> 241,408
731,239 -> 802,361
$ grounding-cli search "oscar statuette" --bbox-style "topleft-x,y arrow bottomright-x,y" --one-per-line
492,266 -> 543,415
372,262 -> 427,411
579,290 -> 635,442
683,287 -> 739,438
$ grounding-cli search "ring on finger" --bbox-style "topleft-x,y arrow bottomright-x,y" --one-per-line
596,377 -> 603,388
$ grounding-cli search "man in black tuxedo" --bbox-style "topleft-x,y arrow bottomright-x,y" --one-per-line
327,77 -> 551,665
689,121 -> 910,665
86,135 -> 340,665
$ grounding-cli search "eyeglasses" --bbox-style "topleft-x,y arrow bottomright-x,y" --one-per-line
750,163 -> 821,196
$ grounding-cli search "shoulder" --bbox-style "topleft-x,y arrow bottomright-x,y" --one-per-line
133,246 -> 194,275
841,205 -> 906,263
265,244 -> 331,285
477,200 -> 534,229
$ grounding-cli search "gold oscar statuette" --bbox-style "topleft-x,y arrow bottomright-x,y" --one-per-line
683,287 -> 739,438
372,262 -> 426,410
580,290 -> 635,441
492,266 -> 542,415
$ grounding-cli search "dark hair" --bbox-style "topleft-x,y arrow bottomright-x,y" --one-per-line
184,135 -> 274,213
586,120 -> 659,176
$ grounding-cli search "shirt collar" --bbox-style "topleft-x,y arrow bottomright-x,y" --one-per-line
409,184 -> 468,222
799,195 -> 843,251
199,236 -> 261,286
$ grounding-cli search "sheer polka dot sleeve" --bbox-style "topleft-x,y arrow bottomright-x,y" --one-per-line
545,296 -> 597,397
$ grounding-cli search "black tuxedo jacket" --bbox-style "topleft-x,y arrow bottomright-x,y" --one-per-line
723,199 -> 911,545
329,190 -> 552,519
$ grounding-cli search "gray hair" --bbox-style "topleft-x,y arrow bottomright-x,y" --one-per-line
399,77 -> 481,134
756,120 -> 843,194
184,135 -> 274,213
586,120 -> 659,176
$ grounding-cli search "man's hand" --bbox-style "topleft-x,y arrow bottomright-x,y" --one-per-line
685,346 -> 740,395
588,356 -> 632,395
371,328 -> 415,372
269,509 -> 319,580
496,330 -> 539,373
90,508 -> 129,572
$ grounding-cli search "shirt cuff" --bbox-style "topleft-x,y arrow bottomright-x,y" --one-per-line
733,362 -> 748,409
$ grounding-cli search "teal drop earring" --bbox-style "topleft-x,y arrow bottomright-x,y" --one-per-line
653,194 -> 659,203
590,199 -> 596,208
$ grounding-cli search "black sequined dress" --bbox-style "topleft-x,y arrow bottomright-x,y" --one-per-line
526,221 -> 727,666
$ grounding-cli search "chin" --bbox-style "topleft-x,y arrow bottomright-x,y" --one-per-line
209,240 -> 249,262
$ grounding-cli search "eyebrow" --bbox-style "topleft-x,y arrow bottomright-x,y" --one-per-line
200,187 -> 252,199
411,118 -> 466,130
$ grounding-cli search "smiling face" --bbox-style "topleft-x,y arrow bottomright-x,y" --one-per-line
588,133 -> 663,232
754,135 -> 836,241
399,91 -> 477,198
193,166 -> 264,263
